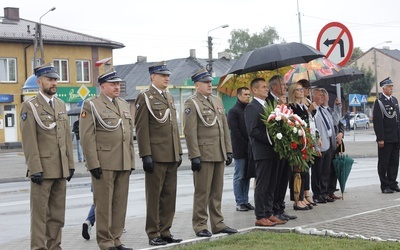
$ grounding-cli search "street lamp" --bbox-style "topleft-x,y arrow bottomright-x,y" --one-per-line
207,24 -> 229,74
373,40 -> 392,98
34,7 -> 56,66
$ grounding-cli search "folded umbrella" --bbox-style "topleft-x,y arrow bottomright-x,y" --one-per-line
332,145 -> 354,200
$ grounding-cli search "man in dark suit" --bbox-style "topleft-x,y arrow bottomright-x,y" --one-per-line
184,68 -> 237,237
244,78 -> 286,227
266,75 -> 297,221
373,77 -> 400,193
135,61 -> 183,246
20,63 -> 75,250
80,68 -> 135,250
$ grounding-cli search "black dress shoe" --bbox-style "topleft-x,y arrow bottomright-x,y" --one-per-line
324,196 -> 335,202
162,235 -> 182,243
104,248 -> 118,250
281,211 -> 297,220
244,203 -> 255,210
391,186 -> 400,192
116,245 -> 133,250
236,204 -> 248,211
382,188 -> 394,194
314,198 -> 327,204
149,237 -> 167,246
274,214 -> 289,222
196,229 -> 212,237
216,226 -> 238,234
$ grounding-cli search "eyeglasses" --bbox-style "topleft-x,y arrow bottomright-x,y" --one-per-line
295,88 -> 304,91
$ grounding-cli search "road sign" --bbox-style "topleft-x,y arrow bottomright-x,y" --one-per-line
360,95 -> 368,104
316,22 -> 353,67
349,94 -> 361,106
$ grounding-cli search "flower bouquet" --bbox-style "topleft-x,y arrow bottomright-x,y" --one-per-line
261,103 -> 316,172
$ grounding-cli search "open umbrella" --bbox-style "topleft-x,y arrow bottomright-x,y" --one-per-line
227,42 -> 325,75
284,57 -> 341,84
67,106 -> 82,116
217,67 -> 292,97
332,145 -> 354,200
312,67 -> 364,87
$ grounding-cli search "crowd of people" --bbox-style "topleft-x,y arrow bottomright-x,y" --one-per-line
20,61 -> 400,250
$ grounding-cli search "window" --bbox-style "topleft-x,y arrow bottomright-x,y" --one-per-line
53,59 -> 69,82
0,58 -> 17,82
76,60 -> 91,82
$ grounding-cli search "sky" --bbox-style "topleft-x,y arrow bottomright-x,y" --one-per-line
3,0 -> 400,66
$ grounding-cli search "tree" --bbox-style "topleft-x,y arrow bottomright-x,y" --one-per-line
227,26 -> 281,59
348,47 -> 363,64
342,63 -> 375,102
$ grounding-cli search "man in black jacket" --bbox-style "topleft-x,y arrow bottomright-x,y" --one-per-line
228,87 -> 254,212
373,77 -> 400,193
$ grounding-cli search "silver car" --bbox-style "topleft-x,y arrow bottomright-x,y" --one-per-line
341,112 -> 370,130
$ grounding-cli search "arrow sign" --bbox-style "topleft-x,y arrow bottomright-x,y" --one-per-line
316,22 -> 353,67
349,94 -> 361,106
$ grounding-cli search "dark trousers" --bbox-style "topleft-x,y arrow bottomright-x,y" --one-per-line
254,158 -> 278,220
273,158 -> 290,215
311,147 -> 333,199
378,142 -> 400,190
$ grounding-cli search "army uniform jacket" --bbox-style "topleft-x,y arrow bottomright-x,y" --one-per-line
373,95 -> 400,143
80,92 -> 135,171
20,94 -> 74,178
183,92 -> 232,162
134,86 -> 182,162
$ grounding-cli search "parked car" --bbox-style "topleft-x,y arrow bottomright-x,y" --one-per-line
340,112 -> 370,130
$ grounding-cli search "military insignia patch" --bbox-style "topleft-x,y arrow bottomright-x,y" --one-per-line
136,103 -> 140,109
185,108 -> 191,114
81,111 -> 86,118
21,112 -> 27,121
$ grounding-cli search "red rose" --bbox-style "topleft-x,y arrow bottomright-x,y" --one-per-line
302,154 -> 308,159
291,142 -> 298,149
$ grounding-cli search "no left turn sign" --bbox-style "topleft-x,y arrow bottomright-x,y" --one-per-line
316,22 -> 353,67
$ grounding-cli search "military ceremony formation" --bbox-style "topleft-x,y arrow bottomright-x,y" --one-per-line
19,60 -> 400,250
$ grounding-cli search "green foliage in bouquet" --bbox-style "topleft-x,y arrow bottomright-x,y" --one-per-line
261,101 -> 316,172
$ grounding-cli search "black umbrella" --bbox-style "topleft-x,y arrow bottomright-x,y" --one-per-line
67,106 -> 82,116
227,42 -> 325,75
313,67 -> 364,87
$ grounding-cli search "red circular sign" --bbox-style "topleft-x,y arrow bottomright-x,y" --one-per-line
316,22 -> 353,67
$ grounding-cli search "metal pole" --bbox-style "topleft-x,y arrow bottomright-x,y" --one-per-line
374,48 -> 378,99
297,0 -> 303,43
207,36 -> 213,73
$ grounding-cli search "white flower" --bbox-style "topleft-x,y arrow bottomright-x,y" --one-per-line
275,116 -> 282,121
293,127 -> 298,133
295,121 -> 299,126
303,123 -> 308,128
276,133 -> 283,140
298,130 -> 303,136
275,108 -> 280,113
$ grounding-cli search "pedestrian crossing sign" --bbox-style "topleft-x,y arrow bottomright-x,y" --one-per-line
360,95 -> 367,104
349,94 -> 361,106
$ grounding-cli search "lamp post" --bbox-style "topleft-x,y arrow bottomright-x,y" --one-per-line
33,7 -> 56,67
207,24 -> 229,74
373,40 -> 392,98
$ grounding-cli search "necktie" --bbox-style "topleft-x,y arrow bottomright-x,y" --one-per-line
319,106 -> 331,130
207,97 -> 213,106
49,100 -> 54,110
162,91 -> 167,100
112,99 -> 119,109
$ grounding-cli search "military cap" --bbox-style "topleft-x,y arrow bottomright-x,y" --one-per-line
98,68 -> 123,85
34,62 -> 60,79
191,68 -> 213,83
380,77 -> 394,87
148,61 -> 172,75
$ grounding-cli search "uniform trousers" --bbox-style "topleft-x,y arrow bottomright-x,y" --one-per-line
92,170 -> 130,249
254,158 -> 278,220
30,178 -> 66,250
145,162 -> 177,239
192,161 -> 226,234
378,142 -> 400,190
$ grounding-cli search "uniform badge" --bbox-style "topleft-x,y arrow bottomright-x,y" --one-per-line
21,112 -> 27,121
185,108 -> 191,114
81,111 -> 86,118
136,103 -> 140,109
149,95 -> 154,99
34,103 -> 39,107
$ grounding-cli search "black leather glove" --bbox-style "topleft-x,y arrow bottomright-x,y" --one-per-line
142,155 -> 154,173
191,157 -> 201,172
31,172 -> 43,185
225,153 -> 233,166
66,169 -> 75,182
90,168 -> 102,179
177,155 -> 182,168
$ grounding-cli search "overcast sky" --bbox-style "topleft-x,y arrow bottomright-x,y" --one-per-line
3,0 -> 400,65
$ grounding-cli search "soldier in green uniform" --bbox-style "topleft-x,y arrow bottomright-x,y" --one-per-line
134,61 -> 183,246
80,68 -> 134,250
20,62 -> 75,250
183,68 -> 237,237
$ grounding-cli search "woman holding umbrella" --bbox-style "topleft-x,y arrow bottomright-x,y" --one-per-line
287,80 -> 317,210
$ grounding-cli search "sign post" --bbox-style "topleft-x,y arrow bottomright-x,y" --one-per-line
316,22 -> 353,67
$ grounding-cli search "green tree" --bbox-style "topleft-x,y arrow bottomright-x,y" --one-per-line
348,47 -> 363,64
227,26 -> 281,59
342,63 -> 375,102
